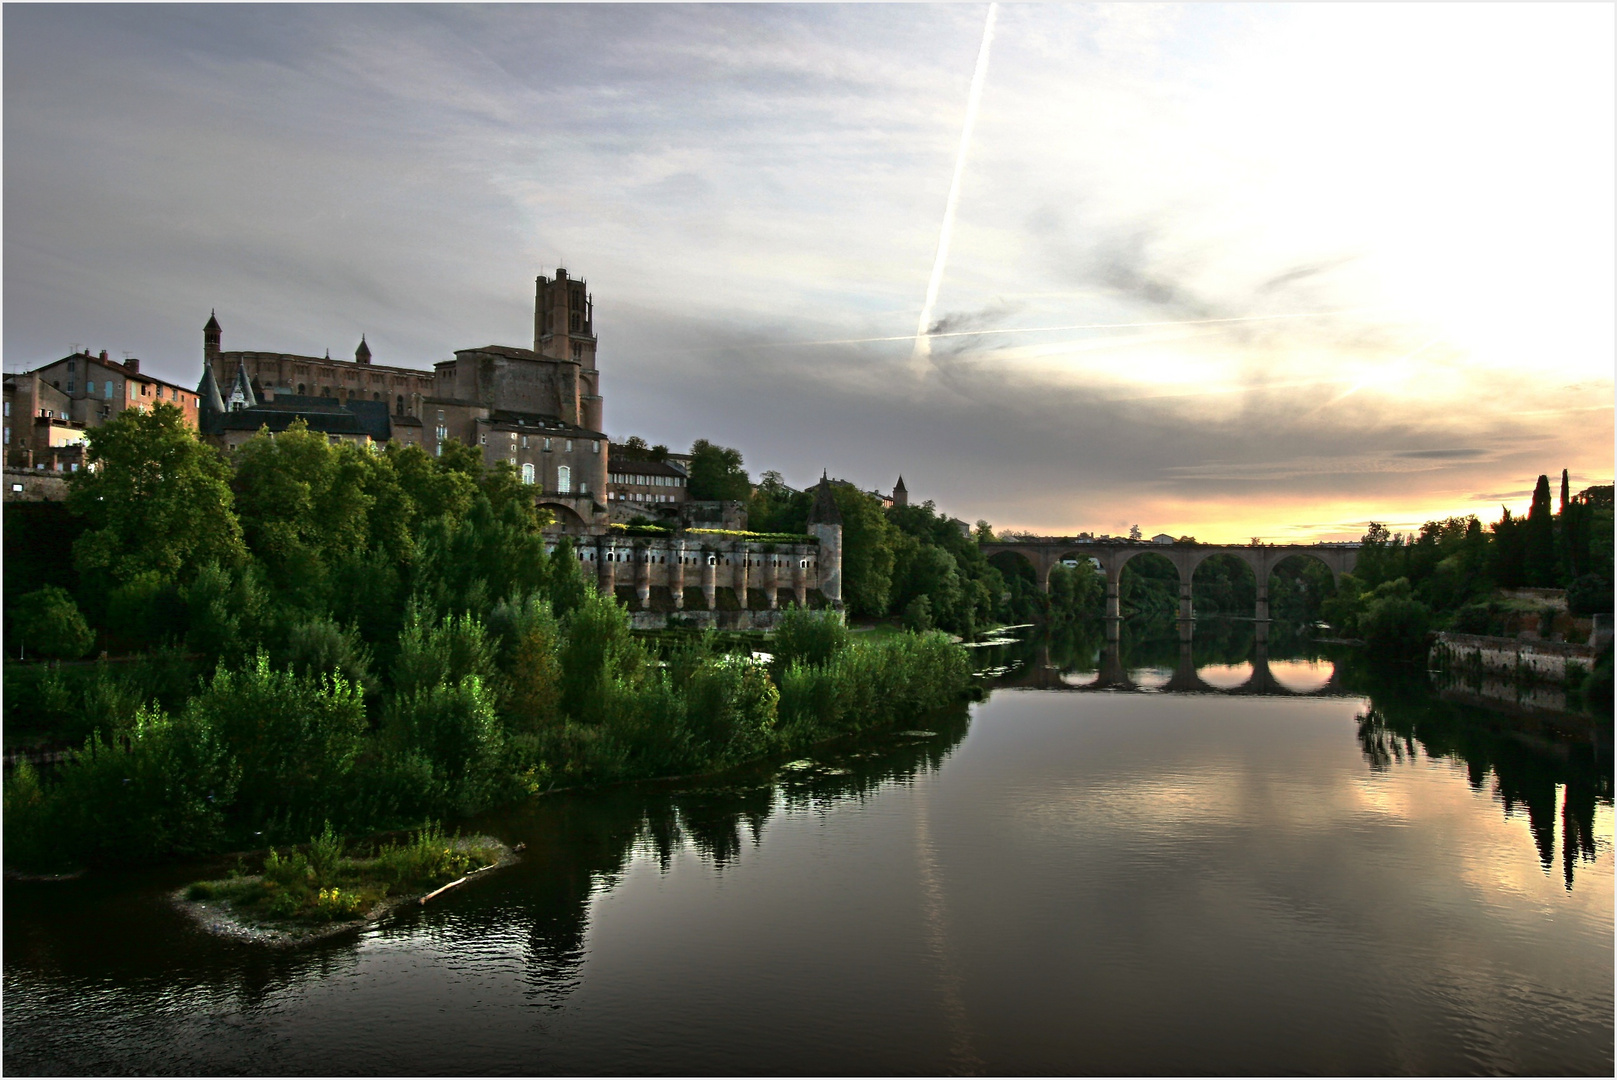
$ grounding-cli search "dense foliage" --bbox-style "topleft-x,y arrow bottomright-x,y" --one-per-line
1321,478 -> 1613,657
2,407 -> 975,872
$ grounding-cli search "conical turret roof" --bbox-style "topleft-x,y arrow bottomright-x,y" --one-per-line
807,471 -> 842,526
355,336 -> 371,362
229,363 -> 257,409
197,363 -> 226,415
204,309 -> 220,333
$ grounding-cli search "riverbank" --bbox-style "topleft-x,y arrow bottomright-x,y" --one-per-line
3,611 -> 977,877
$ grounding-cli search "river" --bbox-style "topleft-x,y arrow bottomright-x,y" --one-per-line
5,621 -> 1612,1074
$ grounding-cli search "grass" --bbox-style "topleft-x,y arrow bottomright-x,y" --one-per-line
184,823 -> 503,925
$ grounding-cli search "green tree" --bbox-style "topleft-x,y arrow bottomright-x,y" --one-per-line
68,404 -> 245,587
13,585 -> 95,659
749,471 -> 811,534
385,442 -> 477,527
687,439 -> 751,501
1490,508 -> 1527,588
230,422 -> 376,588
1524,474 -> 1556,586
831,483 -> 895,617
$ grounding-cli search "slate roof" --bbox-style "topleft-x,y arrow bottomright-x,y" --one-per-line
807,473 -> 842,526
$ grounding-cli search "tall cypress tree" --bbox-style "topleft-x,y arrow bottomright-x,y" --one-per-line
1525,474 -> 1556,586
1559,469 -> 1578,581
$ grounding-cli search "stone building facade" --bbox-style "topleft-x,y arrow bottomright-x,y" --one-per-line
557,474 -> 846,628
607,458 -> 690,508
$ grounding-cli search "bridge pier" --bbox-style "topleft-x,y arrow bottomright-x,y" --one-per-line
1178,579 -> 1194,642
1255,582 -> 1270,644
1104,560 -> 1122,639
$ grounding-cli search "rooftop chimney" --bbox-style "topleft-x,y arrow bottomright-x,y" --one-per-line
99,350 -> 109,362
123,358 -> 140,374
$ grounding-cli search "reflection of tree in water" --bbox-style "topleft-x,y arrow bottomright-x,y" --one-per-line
1353,667 -> 1612,891
469,702 -> 974,1006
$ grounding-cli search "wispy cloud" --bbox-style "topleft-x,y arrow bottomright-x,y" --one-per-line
3,3 -> 1610,540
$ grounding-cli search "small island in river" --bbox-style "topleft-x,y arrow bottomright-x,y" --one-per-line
174,825 -> 514,947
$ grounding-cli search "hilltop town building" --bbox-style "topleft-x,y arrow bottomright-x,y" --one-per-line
608,459 -> 691,507
5,351 -> 202,474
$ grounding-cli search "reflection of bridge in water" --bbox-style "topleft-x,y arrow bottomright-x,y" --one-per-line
980,539 -> 1360,642
1001,638 -> 1351,697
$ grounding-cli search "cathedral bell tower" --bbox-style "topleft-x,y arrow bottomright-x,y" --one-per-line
534,268 -> 602,431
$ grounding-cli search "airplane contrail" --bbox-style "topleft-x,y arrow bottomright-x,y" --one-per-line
683,306 -> 1382,353
910,2 -> 998,377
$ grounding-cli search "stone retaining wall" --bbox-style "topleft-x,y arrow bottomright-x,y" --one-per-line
1431,632 -> 1596,684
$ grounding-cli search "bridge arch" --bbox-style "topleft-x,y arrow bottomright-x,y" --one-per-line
1190,552 -> 1258,618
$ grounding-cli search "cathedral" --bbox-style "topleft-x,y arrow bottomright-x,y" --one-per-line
199,269 -> 609,529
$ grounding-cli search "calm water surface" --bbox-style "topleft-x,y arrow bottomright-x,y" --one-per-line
5,628 -> 1612,1074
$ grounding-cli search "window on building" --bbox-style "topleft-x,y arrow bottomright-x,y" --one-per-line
298,384 -> 306,394
572,343 -> 583,360
479,434 -> 486,445
130,383 -> 138,400
3,426 -> 8,445
579,481 -> 588,495
557,465 -> 572,493
66,381 -> 75,393
106,383 -> 114,400
543,437 -> 552,451
592,439 -> 600,453
521,435 -> 528,449
2,402 -> 8,417
86,381 -> 95,395
565,439 -> 574,452
522,462 -> 535,485
396,395 -> 403,414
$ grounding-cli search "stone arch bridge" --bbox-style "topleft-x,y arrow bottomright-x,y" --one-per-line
979,539 -> 1360,639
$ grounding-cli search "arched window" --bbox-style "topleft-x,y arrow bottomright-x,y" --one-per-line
395,395 -> 403,414
298,383 -> 305,394
557,465 -> 572,493
522,463 -> 535,485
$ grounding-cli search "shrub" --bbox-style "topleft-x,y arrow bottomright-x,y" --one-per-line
680,654 -> 779,764
558,589 -> 642,726
1359,579 -> 1433,659
503,622 -> 563,734
105,570 -> 186,652
771,605 -> 848,671
182,562 -> 269,669
386,675 -> 504,794
902,595 -> 934,632
1568,574 -> 1614,616
187,651 -> 367,835
392,609 -> 497,700
39,703 -> 239,867
283,615 -> 375,696
13,586 -> 94,660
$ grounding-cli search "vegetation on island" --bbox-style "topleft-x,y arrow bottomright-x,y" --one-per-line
3,406 -> 975,874
183,822 -> 504,927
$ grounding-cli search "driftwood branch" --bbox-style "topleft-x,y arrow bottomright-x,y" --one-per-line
418,865 -> 497,905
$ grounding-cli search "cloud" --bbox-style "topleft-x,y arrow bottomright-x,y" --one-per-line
3,4 -> 1610,541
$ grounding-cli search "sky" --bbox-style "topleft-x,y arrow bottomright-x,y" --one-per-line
5,3 -> 1613,542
